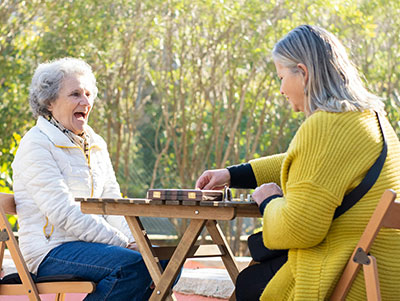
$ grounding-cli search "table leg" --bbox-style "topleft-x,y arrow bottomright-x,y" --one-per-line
150,219 -> 207,301
125,216 -> 164,283
206,220 -> 239,300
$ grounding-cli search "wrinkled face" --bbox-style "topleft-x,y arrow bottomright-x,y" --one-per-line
274,60 -> 306,113
48,74 -> 95,135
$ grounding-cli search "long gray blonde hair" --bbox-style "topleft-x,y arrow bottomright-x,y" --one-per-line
272,25 -> 384,116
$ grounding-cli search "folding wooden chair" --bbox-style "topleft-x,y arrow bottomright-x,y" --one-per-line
330,189 -> 398,301
0,193 -> 96,301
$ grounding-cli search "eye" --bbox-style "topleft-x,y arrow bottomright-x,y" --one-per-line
85,91 -> 91,97
70,92 -> 80,97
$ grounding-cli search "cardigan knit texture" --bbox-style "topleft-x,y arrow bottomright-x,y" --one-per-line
12,116 -> 134,274
249,110 -> 400,300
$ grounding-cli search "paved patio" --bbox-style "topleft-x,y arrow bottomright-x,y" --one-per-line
1,251 -> 250,300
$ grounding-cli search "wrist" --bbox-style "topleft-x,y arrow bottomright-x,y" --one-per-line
258,194 -> 282,214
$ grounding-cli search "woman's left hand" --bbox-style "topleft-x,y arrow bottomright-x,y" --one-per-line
252,183 -> 283,206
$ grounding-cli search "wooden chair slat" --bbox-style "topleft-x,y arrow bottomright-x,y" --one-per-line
330,189 -> 397,300
382,201 -> 400,229
0,193 -> 96,300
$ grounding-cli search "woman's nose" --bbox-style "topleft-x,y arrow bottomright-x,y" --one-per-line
280,85 -> 284,95
80,95 -> 91,106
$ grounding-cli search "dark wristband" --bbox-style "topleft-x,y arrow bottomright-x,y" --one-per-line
259,194 -> 282,214
227,163 -> 257,189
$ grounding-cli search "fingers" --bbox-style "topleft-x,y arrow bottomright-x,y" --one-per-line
260,183 -> 282,196
195,169 -> 230,190
126,242 -> 139,251
273,184 -> 283,196
196,173 -> 215,190
195,172 -> 209,189
252,183 -> 283,205
202,180 -> 219,190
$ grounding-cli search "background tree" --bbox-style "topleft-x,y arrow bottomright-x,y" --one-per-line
1,0 -> 399,254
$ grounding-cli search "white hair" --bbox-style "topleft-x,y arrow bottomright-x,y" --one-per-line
29,57 -> 98,118
272,25 -> 384,116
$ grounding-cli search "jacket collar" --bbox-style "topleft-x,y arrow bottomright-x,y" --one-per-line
36,116 -> 103,149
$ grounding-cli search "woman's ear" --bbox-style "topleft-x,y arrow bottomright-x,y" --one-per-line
297,63 -> 308,84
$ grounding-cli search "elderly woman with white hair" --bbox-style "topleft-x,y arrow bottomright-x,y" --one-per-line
12,58 -> 153,300
196,25 -> 400,300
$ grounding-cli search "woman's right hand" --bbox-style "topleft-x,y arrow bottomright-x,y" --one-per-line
126,242 -> 139,252
195,168 -> 231,190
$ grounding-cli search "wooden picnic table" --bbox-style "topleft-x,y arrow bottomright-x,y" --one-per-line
76,196 -> 261,301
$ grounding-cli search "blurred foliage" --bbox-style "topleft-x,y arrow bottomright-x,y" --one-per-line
1,0 -> 399,243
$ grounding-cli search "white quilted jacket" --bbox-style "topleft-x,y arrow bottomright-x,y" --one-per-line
12,116 -> 134,274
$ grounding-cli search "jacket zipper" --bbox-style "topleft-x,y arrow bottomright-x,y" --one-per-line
44,146 -> 94,240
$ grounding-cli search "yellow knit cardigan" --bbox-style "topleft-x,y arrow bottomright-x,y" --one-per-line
249,110 -> 400,300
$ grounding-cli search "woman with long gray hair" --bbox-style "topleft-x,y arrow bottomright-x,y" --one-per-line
12,57 -> 154,300
196,25 -> 400,300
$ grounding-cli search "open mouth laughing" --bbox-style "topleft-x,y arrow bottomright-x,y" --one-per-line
74,111 -> 89,121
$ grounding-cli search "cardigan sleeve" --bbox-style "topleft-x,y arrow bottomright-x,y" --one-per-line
249,153 -> 286,186
262,182 -> 341,249
262,111 -> 382,249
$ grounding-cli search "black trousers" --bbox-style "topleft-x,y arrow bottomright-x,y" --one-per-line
235,254 -> 288,301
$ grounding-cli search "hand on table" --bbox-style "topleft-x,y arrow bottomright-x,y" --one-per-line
195,168 -> 231,190
252,183 -> 283,207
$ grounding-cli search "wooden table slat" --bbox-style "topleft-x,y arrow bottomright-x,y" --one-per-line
76,196 -> 261,300
80,202 -> 238,220
76,197 -> 257,207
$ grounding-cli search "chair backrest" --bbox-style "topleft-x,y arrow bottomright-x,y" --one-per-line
0,193 -> 95,301
0,193 -> 41,299
330,189 -> 398,301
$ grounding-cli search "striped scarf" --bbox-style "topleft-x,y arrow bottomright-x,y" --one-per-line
47,116 -> 90,160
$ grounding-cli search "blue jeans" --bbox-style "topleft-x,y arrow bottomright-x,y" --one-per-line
37,241 -> 154,301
